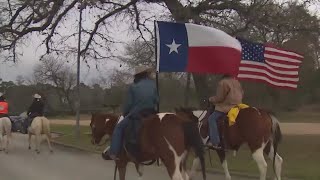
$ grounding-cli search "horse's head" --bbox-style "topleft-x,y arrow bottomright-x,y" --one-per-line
90,112 -> 119,145
175,107 -> 199,123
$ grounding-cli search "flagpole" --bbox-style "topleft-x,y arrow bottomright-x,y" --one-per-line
154,20 -> 160,113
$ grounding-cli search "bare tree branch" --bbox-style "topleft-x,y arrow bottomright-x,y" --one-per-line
80,0 -> 139,55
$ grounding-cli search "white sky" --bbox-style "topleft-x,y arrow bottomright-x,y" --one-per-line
0,0 -> 319,83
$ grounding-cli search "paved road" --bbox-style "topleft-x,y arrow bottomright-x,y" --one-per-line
50,119 -> 320,135
0,134 -> 252,180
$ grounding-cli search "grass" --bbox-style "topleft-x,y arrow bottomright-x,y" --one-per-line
49,114 -> 92,120
192,135 -> 320,180
51,124 -> 106,152
277,111 -> 320,123
51,124 -> 320,180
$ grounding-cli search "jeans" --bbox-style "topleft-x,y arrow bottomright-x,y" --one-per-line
108,115 -> 131,156
108,108 -> 156,156
208,110 -> 226,145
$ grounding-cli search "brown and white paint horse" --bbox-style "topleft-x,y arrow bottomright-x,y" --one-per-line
90,112 -> 206,180
176,107 -> 283,180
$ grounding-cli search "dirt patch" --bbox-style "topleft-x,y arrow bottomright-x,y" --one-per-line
50,119 -> 320,135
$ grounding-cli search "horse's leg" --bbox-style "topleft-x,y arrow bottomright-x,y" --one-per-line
117,161 -> 128,180
45,134 -> 53,153
180,154 -> 189,180
189,157 -> 200,179
28,133 -> 32,150
160,156 -> 184,180
216,149 -> 231,180
252,144 -> 267,180
264,142 -> 283,180
35,134 -> 40,154
134,163 -> 144,180
5,122 -> 11,153
162,138 -> 184,180
0,134 -> 3,151
5,134 -> 9,153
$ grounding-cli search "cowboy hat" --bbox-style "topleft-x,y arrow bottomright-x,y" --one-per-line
33,94 -> 41,99
134,65 -> 153,75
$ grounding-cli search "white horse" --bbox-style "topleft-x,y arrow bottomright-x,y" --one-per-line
28,116 -> 53,154
0,117 -> 12,153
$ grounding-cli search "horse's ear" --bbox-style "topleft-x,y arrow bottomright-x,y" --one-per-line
175,107 -> 181,112
179,107 -> 185,112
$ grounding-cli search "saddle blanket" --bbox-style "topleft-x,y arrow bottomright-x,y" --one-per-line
227,104 -> 249,126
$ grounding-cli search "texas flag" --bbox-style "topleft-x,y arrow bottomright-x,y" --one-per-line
155,21 -> 242,75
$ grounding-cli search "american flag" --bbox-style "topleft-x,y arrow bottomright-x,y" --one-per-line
236,38 -> 304,89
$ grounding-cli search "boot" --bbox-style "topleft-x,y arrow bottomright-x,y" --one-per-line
102,146 -> 119,161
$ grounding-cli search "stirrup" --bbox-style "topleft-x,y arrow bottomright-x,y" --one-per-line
205,142 -> 223,150
102,150 -> 119,161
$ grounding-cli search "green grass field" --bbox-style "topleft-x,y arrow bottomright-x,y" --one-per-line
51,124 -> 320,180
277,111 -> 320,123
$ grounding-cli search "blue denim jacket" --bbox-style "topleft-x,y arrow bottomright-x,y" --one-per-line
123,78 -> 159,116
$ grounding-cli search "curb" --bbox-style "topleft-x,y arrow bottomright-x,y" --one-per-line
50,139 -> 101,154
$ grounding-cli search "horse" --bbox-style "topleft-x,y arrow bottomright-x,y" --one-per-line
175,106 -> 283,180
0,117 -> 12,153
28,116 -> 53,154
90,112 -> 206,180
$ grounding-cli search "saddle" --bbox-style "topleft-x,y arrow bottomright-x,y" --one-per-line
9,116 -> 25,132
123,109 -> 156,160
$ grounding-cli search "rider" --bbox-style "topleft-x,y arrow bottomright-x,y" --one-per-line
0,92 -> 9,119
22,93 -> 45,134
208,74 -> 244,149
104,65 -> 159,160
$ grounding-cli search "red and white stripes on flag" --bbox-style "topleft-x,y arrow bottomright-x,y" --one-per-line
236,38 -> 304,89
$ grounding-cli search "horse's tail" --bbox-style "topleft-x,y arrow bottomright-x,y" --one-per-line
270,113 -> 282,175
183,121 -> 206,180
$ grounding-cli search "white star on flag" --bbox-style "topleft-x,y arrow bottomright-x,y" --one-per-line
166,39 -> 181,54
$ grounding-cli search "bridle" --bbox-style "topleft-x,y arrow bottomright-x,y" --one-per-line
197,99 -> 214,123
91,115 -> 122,147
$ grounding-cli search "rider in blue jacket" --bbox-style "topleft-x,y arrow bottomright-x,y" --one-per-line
104,66 -> 159,160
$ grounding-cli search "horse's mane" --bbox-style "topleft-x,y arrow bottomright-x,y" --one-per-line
174,106 -> 205,112
91,112 -> 119,121
174,106 -> 204,113
255,107 -> 276,116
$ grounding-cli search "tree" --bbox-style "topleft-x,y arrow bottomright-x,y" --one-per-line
119,40 -> 155,67
33,56 -> 76,112
15,75 -> 25,85
0,0 -> 319,106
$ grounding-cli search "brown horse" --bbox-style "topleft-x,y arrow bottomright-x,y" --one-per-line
175,107 -> 283,180
90,112 -> 206,180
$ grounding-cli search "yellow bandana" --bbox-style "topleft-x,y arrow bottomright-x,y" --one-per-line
227,104 -> 249,126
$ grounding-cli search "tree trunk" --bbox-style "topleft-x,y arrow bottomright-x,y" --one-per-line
184,73 -> 191,106
192,74 -> 209,106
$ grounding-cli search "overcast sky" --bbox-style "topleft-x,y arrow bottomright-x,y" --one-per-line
0,1 -> 319,83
